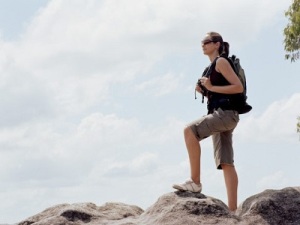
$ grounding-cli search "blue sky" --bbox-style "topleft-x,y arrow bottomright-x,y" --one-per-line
0,0 -> 299,223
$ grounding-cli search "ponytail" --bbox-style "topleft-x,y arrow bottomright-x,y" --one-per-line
220,42 -> 230,57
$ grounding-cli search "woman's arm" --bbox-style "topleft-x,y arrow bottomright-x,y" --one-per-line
200,57 -> 243,94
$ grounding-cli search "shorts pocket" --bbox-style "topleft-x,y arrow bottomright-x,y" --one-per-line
221,110 -> 239,130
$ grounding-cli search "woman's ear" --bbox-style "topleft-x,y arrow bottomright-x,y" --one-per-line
215,41 -> 221,49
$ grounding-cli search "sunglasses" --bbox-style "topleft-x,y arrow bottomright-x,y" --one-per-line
201,39 -> 215,45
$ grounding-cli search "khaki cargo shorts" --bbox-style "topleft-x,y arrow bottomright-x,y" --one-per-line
188,108 -> 239,169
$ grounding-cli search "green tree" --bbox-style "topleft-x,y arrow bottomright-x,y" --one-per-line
284,0 -> 300,62
297,116 -> 300,134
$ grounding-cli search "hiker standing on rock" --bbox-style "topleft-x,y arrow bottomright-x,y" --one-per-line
173,31 -> 243,212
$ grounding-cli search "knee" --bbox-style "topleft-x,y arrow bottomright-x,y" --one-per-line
183,126 -> 191,137
184,127 -> 196,140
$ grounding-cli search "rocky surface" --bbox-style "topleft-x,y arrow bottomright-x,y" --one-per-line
17,186 -> 300,225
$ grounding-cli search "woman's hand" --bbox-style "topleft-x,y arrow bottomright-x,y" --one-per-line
199,77 -> 213,91
195,84 -> 203,93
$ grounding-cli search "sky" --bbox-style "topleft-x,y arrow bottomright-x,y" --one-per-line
0,0 -> 299,223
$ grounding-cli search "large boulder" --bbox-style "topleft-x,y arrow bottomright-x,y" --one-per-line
17,202 -> 144,225
17,186 -> 300,225
236,187 -> 300,225
137,191 -> 240,225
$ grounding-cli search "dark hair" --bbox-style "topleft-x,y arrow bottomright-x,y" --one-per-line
207,32 -> 230,57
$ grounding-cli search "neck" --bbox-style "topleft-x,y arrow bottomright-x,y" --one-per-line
208,52 -> 219,62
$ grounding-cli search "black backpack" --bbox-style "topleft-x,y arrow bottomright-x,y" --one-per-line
225,55 -> 252,114
197,55 -> 252,114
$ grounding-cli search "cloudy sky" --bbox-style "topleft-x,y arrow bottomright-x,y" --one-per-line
0,0 -> 299,223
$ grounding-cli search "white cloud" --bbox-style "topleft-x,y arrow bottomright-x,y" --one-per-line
0,111 -> 183,184
11,0 -> 290,72
256,171 -> 289,191
104,152 -> 159,177
236,93 -> 300,143
76,113 -> 139,142
135,73 -> 182,96
0,0 -> 290,123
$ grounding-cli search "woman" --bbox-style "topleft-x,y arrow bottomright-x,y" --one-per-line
172,32 -> 243,212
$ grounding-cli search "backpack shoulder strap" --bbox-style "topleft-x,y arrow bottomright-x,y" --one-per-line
203,57 -> 219,78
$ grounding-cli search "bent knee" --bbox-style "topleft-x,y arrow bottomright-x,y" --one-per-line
183,126 -> 192,136
184,126 -> 198,140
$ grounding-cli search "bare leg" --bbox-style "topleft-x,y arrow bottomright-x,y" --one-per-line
184,127 -> 201,185
222,164 -> 238,211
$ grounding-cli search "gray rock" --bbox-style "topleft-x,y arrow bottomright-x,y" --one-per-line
236,187 -> 300,225
16,186 -> 300,225
137,191 -> 240,225
17,202 -> 143,225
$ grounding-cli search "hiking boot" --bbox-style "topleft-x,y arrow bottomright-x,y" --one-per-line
172,179 -> 202,192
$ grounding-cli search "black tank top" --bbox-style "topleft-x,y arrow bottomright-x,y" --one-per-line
206,58 -> 240,113
207,60 -> 232,101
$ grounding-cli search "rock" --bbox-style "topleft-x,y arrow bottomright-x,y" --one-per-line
137,191 -> 240,225
236,187 -> 300,225
17,202 -> 144,225
17,187 -> 300,225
